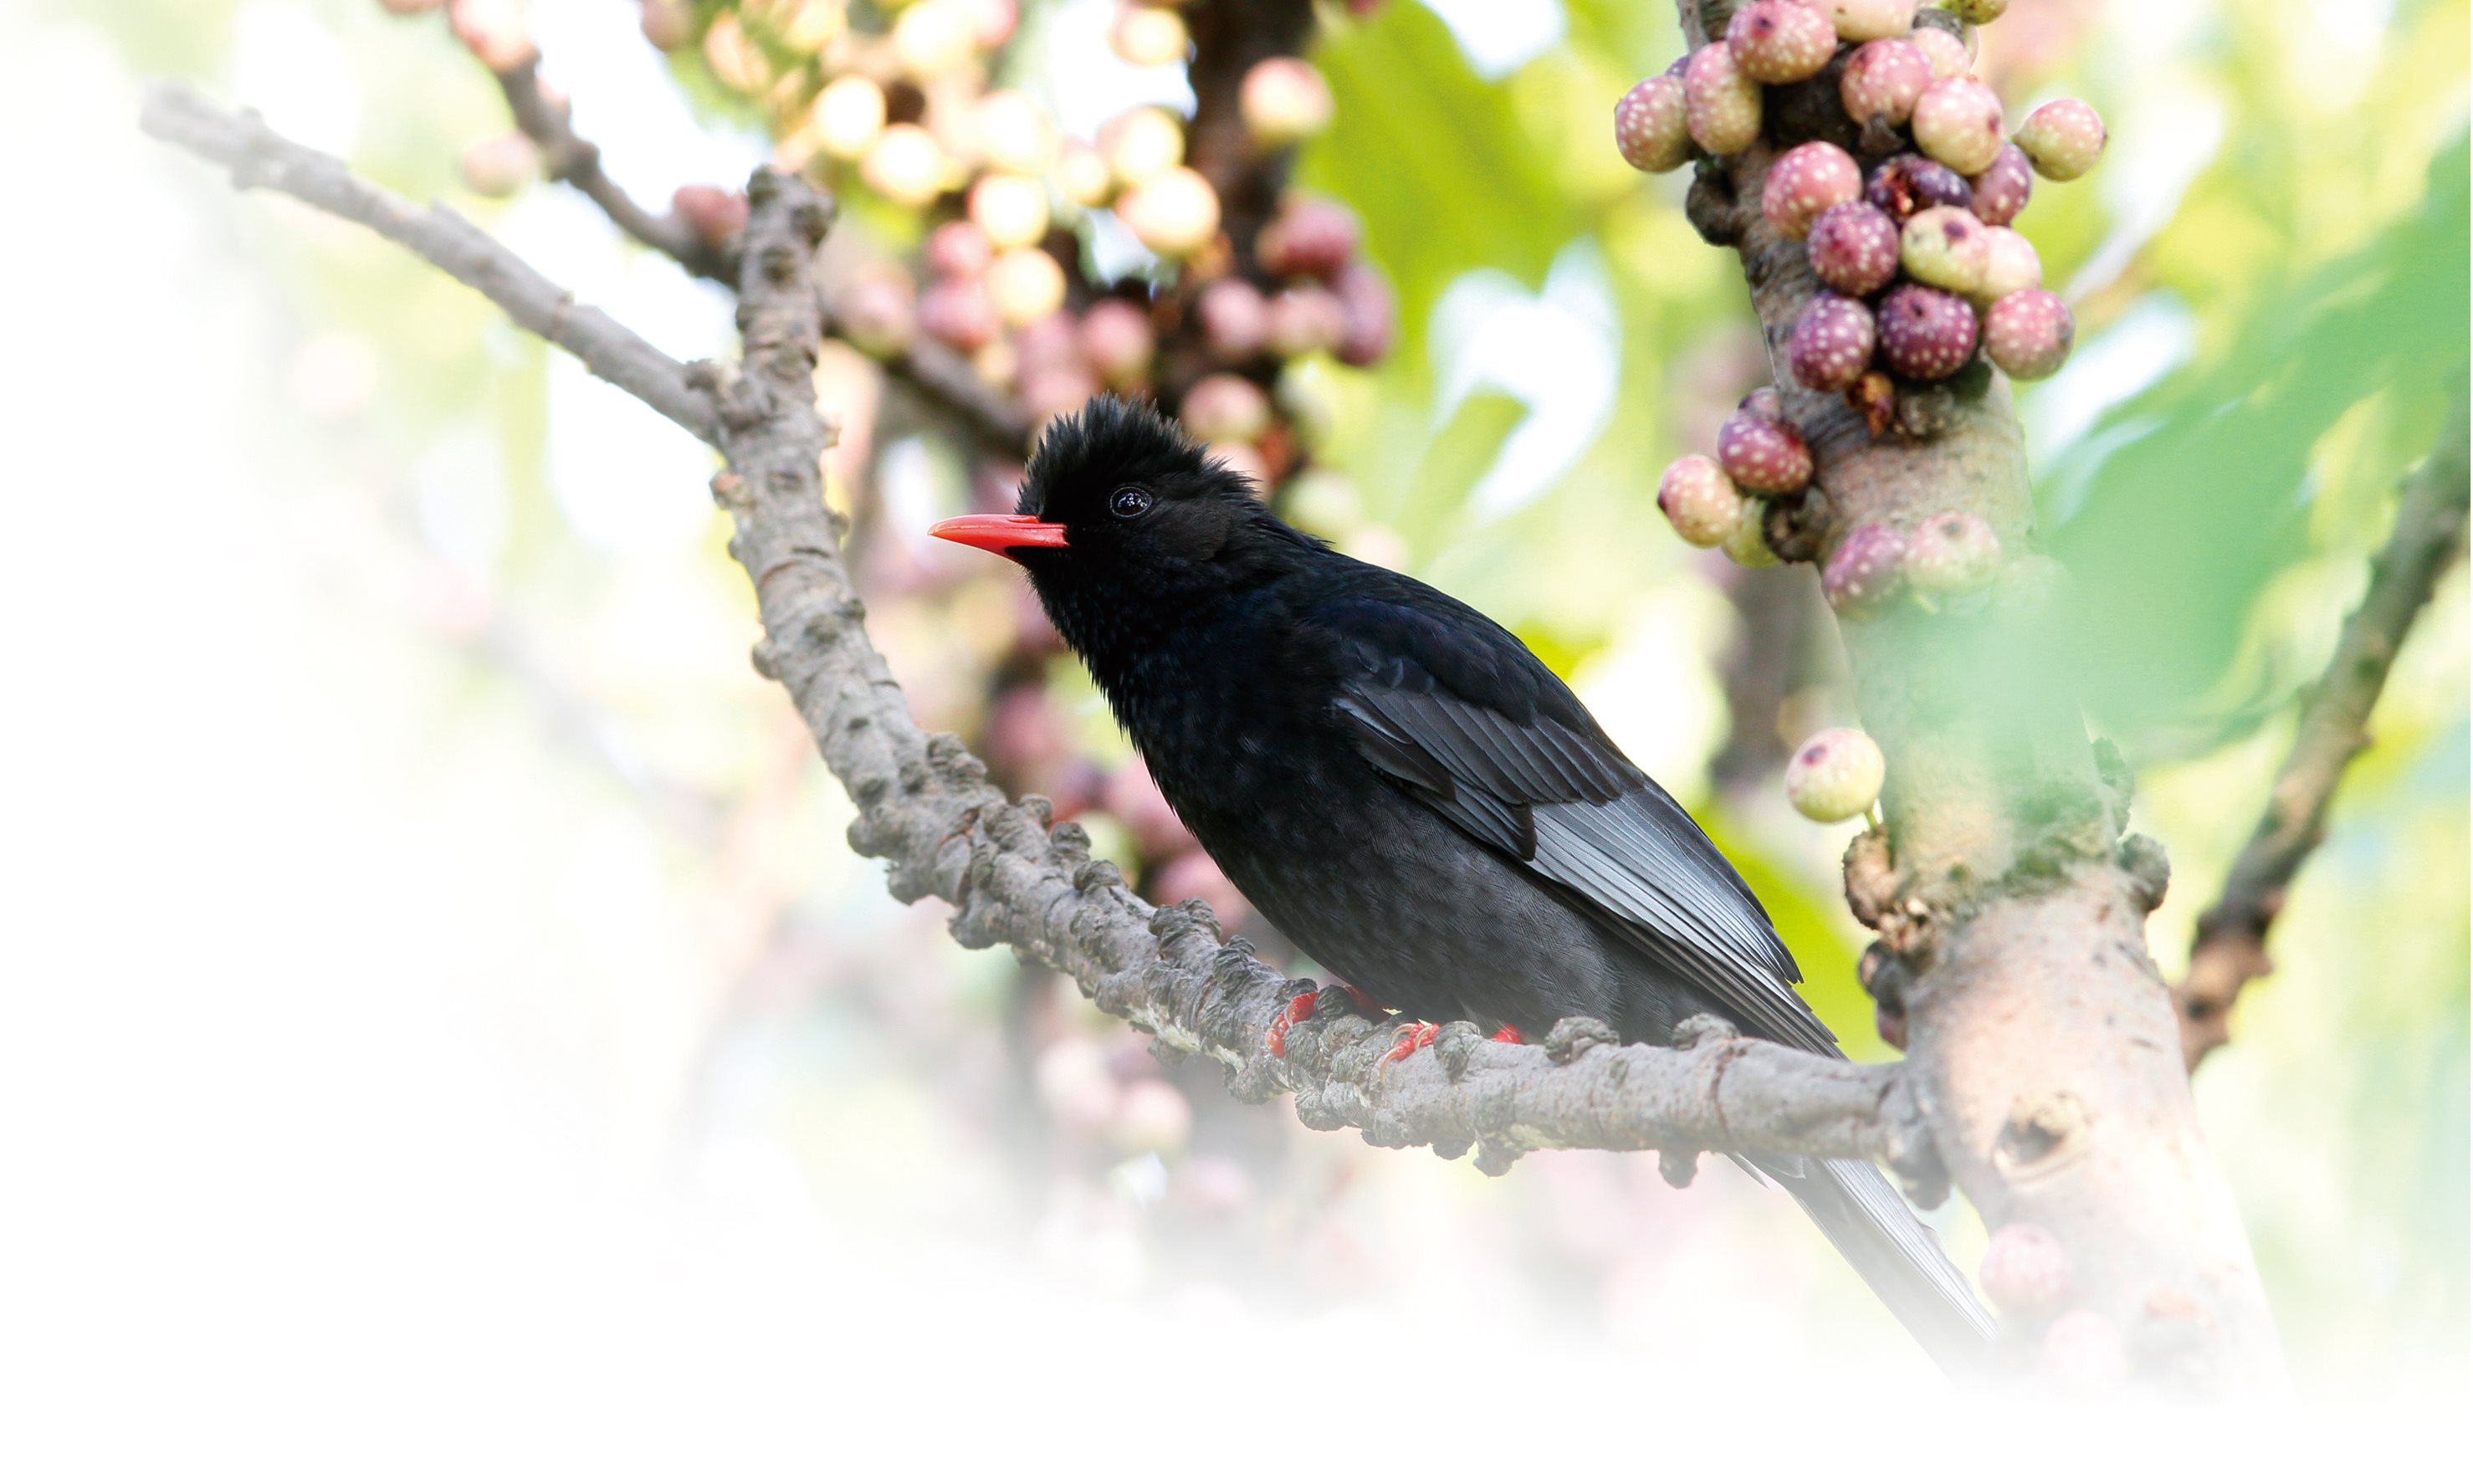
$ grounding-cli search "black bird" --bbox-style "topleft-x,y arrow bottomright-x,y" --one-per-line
933,396 -> 1991,1372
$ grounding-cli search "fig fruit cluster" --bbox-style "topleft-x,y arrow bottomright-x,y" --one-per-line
421,1 -> 1397,494
1623,3 -> 2100,596
1621,3 -> 2100,417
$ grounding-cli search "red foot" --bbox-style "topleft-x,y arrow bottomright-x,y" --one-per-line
1337,983 -> 1389,1017
1266,990 -> 1323,1058
1381,1021 -> 1440,1065
1490,1025 -> 1525,1045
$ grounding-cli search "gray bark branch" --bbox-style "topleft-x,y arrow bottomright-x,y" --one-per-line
2176,397 -> 2470,1067
1679,1 -> 2286,1393
139,82 -> 718,443
141,81 -> 1946,1185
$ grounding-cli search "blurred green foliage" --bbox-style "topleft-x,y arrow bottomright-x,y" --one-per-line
2048,140 -> 2468,734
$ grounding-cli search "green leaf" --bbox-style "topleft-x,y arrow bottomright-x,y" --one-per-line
2045,135 -> 2470,733
1298,2 -> 1593,384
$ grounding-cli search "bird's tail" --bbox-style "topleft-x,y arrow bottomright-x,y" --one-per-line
1748,1153 -> 1994,1379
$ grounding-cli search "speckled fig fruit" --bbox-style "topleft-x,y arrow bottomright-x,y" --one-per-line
1615,74 -> 1693,173
1784,727 -> 1887,821
1982,288 -> 2074,379
1912,77 -> 2005,175
1876,283 -> 1979,380
1727,1 -> 1838,84
2015,97 -> 2107,181
1716,407 -> 1814,494
1657,454 -> 1750,548
1789,294 -> 1877,393
1684,42 -> 1763,156
1806,202 -> 1902,294
1763,141 -> 1864,239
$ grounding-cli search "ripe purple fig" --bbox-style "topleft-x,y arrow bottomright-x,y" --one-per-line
1615,74 -> 1693,174
1876,284 -> 1979,380
1907,509 -> 2001,594
1913,77 -> 2005,175
1866,152 -> 1972,223
1763,141 -> 1864,240
1657,454 -> 1750,549
2015,97 -> 2107,181
1969,141 -> 2034,226
1978,1221 -> 2072,1318
1899,204 -> 1991,294
1823,523 -> 1910,617
1789,294 -> 1877,394
1806,202 -> 1902,294
1727,1 -> 1837,84
1839,37 -> 1931,125
1784,727 -> 1887,822
1739,385 -> 1787,422
1716,407 -> 1813,494
1684,42 -> 1762,156
1982,289 -> 2074,379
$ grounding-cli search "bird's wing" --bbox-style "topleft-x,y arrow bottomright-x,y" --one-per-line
1312,593 -> 1830,1054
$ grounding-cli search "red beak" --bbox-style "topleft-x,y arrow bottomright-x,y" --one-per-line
929,512 -> 1071,560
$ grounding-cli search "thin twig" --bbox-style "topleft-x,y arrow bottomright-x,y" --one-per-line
484,57 -> 1031,456
2177,397 -> 2471,1067
490,59 -> 733,282
141,80 -> 1940,1182
139,81 -> 717,442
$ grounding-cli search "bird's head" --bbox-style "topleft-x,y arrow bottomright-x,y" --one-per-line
931,395 -> 1323,669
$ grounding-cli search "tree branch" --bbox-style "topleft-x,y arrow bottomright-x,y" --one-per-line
139,81 -> 717,443
489,56 -> 732,281
141,81 -> 1943,1184
483,55 -> 1032,457
1679,2 -> 2283,1391
2176,399 -> 2471,1067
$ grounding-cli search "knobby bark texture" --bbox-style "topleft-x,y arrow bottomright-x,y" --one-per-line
1679,2 -> 2282,1392
2176,402 -> 2471,1067
142,84 -> 1958,1190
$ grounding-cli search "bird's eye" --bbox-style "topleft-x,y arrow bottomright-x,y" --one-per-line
1108,486 -> 1154,519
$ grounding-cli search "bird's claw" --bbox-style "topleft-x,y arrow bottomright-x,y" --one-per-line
1381,1021 -> 1440,1065
1266,990 -> 1323,1058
